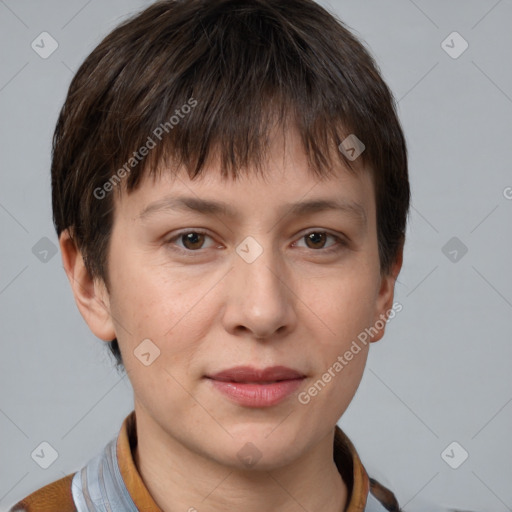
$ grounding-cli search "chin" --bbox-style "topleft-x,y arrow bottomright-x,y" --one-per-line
217,424 -> 307,471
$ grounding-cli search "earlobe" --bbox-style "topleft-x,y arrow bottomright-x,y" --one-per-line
370,243 -> 404,343
59,229 -> 116,341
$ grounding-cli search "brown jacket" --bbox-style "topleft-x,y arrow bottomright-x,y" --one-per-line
9,411 -> 400,511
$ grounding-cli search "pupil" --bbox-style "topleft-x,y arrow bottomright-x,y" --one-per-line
184,232 -> 203,249
307,232 -> 325,248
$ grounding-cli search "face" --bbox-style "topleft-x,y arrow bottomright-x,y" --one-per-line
70,127 -> 399,471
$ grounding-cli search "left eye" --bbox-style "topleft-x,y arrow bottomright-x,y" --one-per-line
294,231 -> 342,251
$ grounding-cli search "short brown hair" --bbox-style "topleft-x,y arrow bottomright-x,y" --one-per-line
51,0 -> 410,370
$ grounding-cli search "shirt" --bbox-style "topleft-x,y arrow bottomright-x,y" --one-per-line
9,410 -> 400,511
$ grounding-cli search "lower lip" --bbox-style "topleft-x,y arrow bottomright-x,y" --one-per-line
208,378 -> 304,407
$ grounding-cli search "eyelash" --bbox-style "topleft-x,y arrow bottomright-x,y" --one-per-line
165,229 -> 347,257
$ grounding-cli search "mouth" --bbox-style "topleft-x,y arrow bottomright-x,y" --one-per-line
205,366 -> 306,407
206,365 -> 306,382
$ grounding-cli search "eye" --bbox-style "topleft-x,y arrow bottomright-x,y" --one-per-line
294,231 -> 346,253
167,230 -> 217,252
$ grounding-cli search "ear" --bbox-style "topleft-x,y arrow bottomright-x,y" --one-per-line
59,229 -> 116,341
369,242 -> 404,343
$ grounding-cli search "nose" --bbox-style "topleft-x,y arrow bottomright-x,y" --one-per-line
221,240 -> 297,340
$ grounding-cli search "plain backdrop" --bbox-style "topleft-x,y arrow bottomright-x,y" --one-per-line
1,1 -> 511,510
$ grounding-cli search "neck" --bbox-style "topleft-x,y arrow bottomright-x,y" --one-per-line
133,419 -> 348,512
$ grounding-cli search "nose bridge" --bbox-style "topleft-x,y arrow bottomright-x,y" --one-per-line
224,234 -> 295,338
236,235 -> 287,307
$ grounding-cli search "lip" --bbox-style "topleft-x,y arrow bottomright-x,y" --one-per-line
206,365 -> 306,407
208,365 -> 305,383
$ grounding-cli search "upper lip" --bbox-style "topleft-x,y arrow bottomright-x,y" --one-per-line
207,365 -> 306,383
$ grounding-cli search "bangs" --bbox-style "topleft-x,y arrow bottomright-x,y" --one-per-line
120,92 -> 359,193
82,0 -> 382,195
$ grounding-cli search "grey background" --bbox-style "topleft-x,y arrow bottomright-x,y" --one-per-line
1,1 -> 511,510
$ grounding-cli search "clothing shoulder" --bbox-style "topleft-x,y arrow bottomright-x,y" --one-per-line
8,472 -> 77,512
369,477 -> 401,511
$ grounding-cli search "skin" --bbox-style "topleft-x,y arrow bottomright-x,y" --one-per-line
60,126 -> 402,512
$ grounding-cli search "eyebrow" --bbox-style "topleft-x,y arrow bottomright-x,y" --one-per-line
138,195 -> 367,226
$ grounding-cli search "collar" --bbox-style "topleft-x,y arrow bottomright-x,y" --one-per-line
72,410 -> 375,511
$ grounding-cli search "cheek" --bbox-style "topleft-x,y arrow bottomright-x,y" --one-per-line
108,253 -> 190,333
328,350 -> 368,417
298,341 -> 369,426
298,266 -> 379,347
107,255 -> 218,371
304,265 -> 377,410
